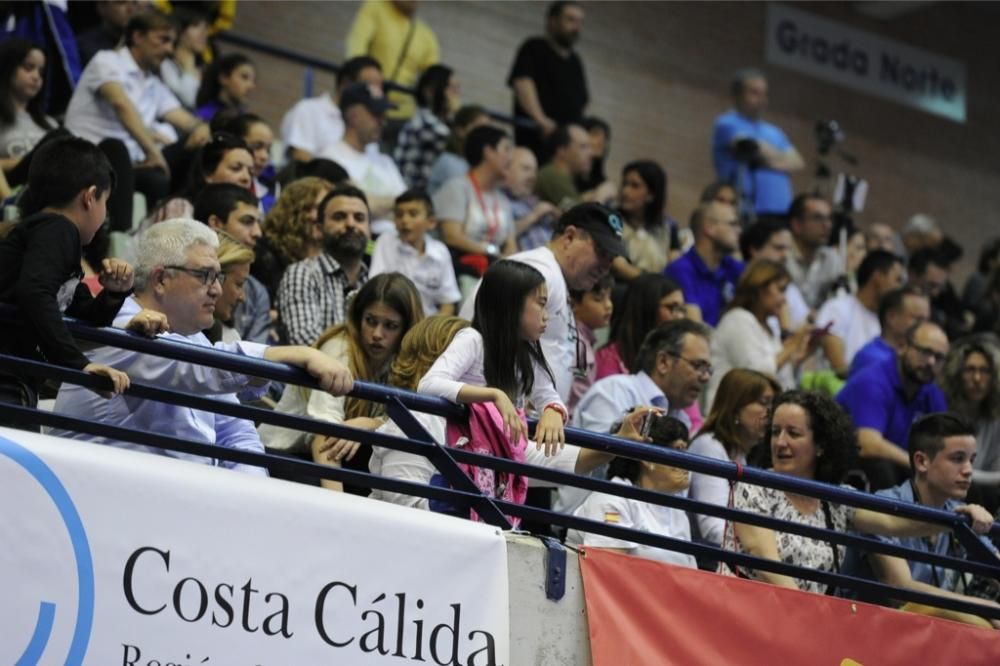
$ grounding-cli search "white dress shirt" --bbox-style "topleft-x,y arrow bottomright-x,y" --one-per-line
369,231 -> 460,316
280,93 -> 344,156
48,297 -> 269,476
65,47 -> 181,162
816,293 -> 880,366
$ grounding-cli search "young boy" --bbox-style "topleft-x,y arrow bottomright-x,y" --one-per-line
0,137 -> 148,411
369,188 -> 460,316
569,274 -> 614,414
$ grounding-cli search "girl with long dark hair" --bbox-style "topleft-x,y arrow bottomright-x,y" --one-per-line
195,53 -> 256,121
419,259 -> 567,449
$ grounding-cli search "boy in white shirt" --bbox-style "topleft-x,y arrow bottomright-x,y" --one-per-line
369,189 -> 460,316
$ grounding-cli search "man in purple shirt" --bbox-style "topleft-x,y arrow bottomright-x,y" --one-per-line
849,286 -> 930,377
837,321 -> 949,490
665,201 -> 743,327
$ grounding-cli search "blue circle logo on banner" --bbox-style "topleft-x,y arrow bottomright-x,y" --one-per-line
0,434 -> 94,665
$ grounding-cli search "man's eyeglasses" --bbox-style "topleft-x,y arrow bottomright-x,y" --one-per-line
908,342 -> 946,364
669,353 -> 713,377
165,265 -> 226,286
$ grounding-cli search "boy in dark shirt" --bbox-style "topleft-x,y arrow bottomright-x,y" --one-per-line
0,137 -> 159,411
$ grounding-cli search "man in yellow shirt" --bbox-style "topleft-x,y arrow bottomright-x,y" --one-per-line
346,0 -> 440,124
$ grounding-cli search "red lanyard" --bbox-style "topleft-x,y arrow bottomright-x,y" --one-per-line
468,172 -> 500,243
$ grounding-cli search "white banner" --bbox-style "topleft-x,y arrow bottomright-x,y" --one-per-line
765,4 -> 966,123
0,428 -> 509,665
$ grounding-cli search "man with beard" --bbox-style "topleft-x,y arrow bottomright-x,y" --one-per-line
665,201 -> 743,327
507,1 -> 589,160
838,321 -> 949,490
278,185 -> 371,346
460,202 -> 625,401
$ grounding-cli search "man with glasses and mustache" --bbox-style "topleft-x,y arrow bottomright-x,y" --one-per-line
50,218 -> 353,474
278,184 -> 371,346
837,321 -> 949,490
555,319 -> 712,515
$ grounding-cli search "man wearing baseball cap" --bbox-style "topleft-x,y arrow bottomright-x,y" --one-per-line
460,202 -> 625,401
320,82 -> 407,236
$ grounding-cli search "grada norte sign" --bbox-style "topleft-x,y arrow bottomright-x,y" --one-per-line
0,429 -> 510,665
765,4 -> 966,123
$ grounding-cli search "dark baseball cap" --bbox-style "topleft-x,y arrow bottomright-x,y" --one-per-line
559,203 -> 627,258
339,83 -> 396,116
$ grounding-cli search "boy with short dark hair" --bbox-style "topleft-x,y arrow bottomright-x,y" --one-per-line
369,188 -> 460,316
192,183 -> 271,343
193,183 -> 262,248
0,137 -> 153,411
569,273 -> 613,414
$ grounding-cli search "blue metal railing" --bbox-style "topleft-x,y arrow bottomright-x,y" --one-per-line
214,30 -> 535,129
2,314 -> 1000,620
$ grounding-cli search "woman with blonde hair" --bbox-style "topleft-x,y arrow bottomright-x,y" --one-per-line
260,273 -> 424,490
205,232 -> 255,343
688,368 -> 781,545
252,176 -> 333,300
369,315 -> 471,509
707,259 -> 814,409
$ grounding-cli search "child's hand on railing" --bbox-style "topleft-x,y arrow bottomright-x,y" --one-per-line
491,389 -> 525,445
535,407 -> 565,456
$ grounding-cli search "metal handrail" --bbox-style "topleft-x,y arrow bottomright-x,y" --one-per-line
2,399 -> 998,620
7,351 -> 996,581
36,311 -> 1000,543
3,310 -> 1000,618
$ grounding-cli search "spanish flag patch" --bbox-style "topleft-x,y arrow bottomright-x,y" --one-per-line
603,511 -> 621,524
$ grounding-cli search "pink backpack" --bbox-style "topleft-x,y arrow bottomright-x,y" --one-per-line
445,402 -> 529,527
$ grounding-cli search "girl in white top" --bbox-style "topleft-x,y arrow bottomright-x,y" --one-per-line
159,8 -> 209,109
707,259 -> 815,411
567,415 -> 696,568
419,259 -> 568,452
688,368 -> 780,545
375,314 -> 624,511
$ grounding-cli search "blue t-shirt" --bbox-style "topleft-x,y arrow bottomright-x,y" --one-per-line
836,354 -> 948,449
840,481 -> 997,593
849,337 -> 895,378
712,110 -> 793,216
664,249 -> 744,327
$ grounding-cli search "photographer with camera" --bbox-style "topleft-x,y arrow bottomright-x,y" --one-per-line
712,69 -> 804,220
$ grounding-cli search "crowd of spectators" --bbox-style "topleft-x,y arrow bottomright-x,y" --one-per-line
1,0 -> 999,624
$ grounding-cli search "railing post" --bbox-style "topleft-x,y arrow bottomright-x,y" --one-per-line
384,398 -> 512,530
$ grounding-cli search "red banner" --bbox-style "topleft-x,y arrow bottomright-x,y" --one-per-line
580,548 -> 1000,665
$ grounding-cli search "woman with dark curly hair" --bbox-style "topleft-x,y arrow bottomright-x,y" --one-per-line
941,335 -> 1000,496
723,390 -> 994,594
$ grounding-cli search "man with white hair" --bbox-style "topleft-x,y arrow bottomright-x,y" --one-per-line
51,219 -> 353,476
